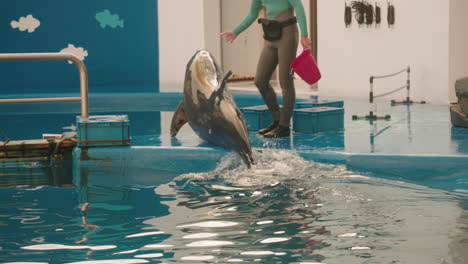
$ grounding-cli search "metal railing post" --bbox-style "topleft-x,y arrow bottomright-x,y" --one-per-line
406,66 -> 411,102
0,53 -> 89,117
369,76 -> 375,117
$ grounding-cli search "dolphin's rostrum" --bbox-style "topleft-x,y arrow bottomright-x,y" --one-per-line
170,50 -> 254,168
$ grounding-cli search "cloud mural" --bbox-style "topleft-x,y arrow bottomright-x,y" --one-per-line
11,14 -> 41,33
59,44 -> 88,64
95,9 -> 124,29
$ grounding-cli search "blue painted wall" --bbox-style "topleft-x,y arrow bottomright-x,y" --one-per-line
0,1 -> 159,94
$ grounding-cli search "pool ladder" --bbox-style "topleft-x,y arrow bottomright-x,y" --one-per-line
0,52 -> 88,161
0,52 -> 89,117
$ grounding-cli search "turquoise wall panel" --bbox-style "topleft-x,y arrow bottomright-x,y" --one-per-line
0,1 -> 159,94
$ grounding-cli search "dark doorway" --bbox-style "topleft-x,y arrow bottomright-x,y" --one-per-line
310,0 -> 318,60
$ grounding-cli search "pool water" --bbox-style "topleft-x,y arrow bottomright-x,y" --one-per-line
0,94 -> 467,263
1,150 -> 467,264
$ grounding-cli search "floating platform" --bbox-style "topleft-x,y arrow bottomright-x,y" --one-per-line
0,138 -> 76,160
1,115 -> 132,162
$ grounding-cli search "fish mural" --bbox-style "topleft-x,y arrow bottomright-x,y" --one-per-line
95,9 -> 124,29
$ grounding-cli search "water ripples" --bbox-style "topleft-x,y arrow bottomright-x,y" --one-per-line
0,149 -> 466,263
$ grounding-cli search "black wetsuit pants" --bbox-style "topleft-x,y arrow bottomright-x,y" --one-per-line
254,8 -> 299,127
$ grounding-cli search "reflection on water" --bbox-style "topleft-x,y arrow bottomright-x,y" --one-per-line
0,159 -> 73,188
159,177 -> 330,263
0,150 -> 467,263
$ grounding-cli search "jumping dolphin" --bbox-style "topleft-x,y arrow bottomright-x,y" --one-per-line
170,50 -> 254,168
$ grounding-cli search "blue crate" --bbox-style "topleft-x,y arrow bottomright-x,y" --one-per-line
240,105 -> 273,131
76,115 -> 131,147
296,99 -> 344,109
293,107 -> 344,134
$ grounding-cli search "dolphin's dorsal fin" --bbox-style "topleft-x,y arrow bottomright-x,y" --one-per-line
209,70 -> 233,106
170,101 -> 188,137
217,70 -> 233,96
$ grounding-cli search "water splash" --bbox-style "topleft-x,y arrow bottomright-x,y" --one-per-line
176,149 -> 350,187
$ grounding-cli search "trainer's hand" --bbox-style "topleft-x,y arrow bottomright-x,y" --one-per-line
301,36 -> 311,50
221,31 -> 237,43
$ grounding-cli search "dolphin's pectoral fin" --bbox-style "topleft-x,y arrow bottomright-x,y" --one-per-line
209,70 -> 233,106
170,101 -> 188,137
217,70 -> 233,98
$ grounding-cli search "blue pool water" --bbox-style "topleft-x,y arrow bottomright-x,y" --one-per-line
0,93 -> 467,263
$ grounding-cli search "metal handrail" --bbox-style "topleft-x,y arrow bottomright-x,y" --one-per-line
0,52 -> 89,117
371,67 -> 409,80
368,66 -> 410,114
369,66 -> 410,99
374,84 -> 407,98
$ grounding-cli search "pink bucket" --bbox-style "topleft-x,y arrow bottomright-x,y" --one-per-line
290,49 -> 321,85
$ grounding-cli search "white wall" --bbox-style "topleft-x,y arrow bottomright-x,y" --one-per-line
317,0 -> 450,104
220,0 -> 264,78
449,0 -> 468,103
204,0 -> 222,63
158,1 -> 464,104
158,0 -> 222,92
158,0 -> 205,92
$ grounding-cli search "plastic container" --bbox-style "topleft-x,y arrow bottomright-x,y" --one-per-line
290,49 -> 321,85
293,107 -> 344,134
76,115 -> 131,147
240,105 -> 273,131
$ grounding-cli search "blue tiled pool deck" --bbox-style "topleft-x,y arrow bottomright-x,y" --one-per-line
2,92 -> 468,190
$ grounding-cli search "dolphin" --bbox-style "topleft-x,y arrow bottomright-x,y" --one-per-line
170,50 -> 254,168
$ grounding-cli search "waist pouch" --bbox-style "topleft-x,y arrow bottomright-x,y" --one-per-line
258,17 -> 297,41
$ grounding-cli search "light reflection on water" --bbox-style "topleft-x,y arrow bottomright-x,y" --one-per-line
0,150 -> 467,264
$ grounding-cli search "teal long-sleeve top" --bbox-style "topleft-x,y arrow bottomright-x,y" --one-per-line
233,0 -> 308,37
